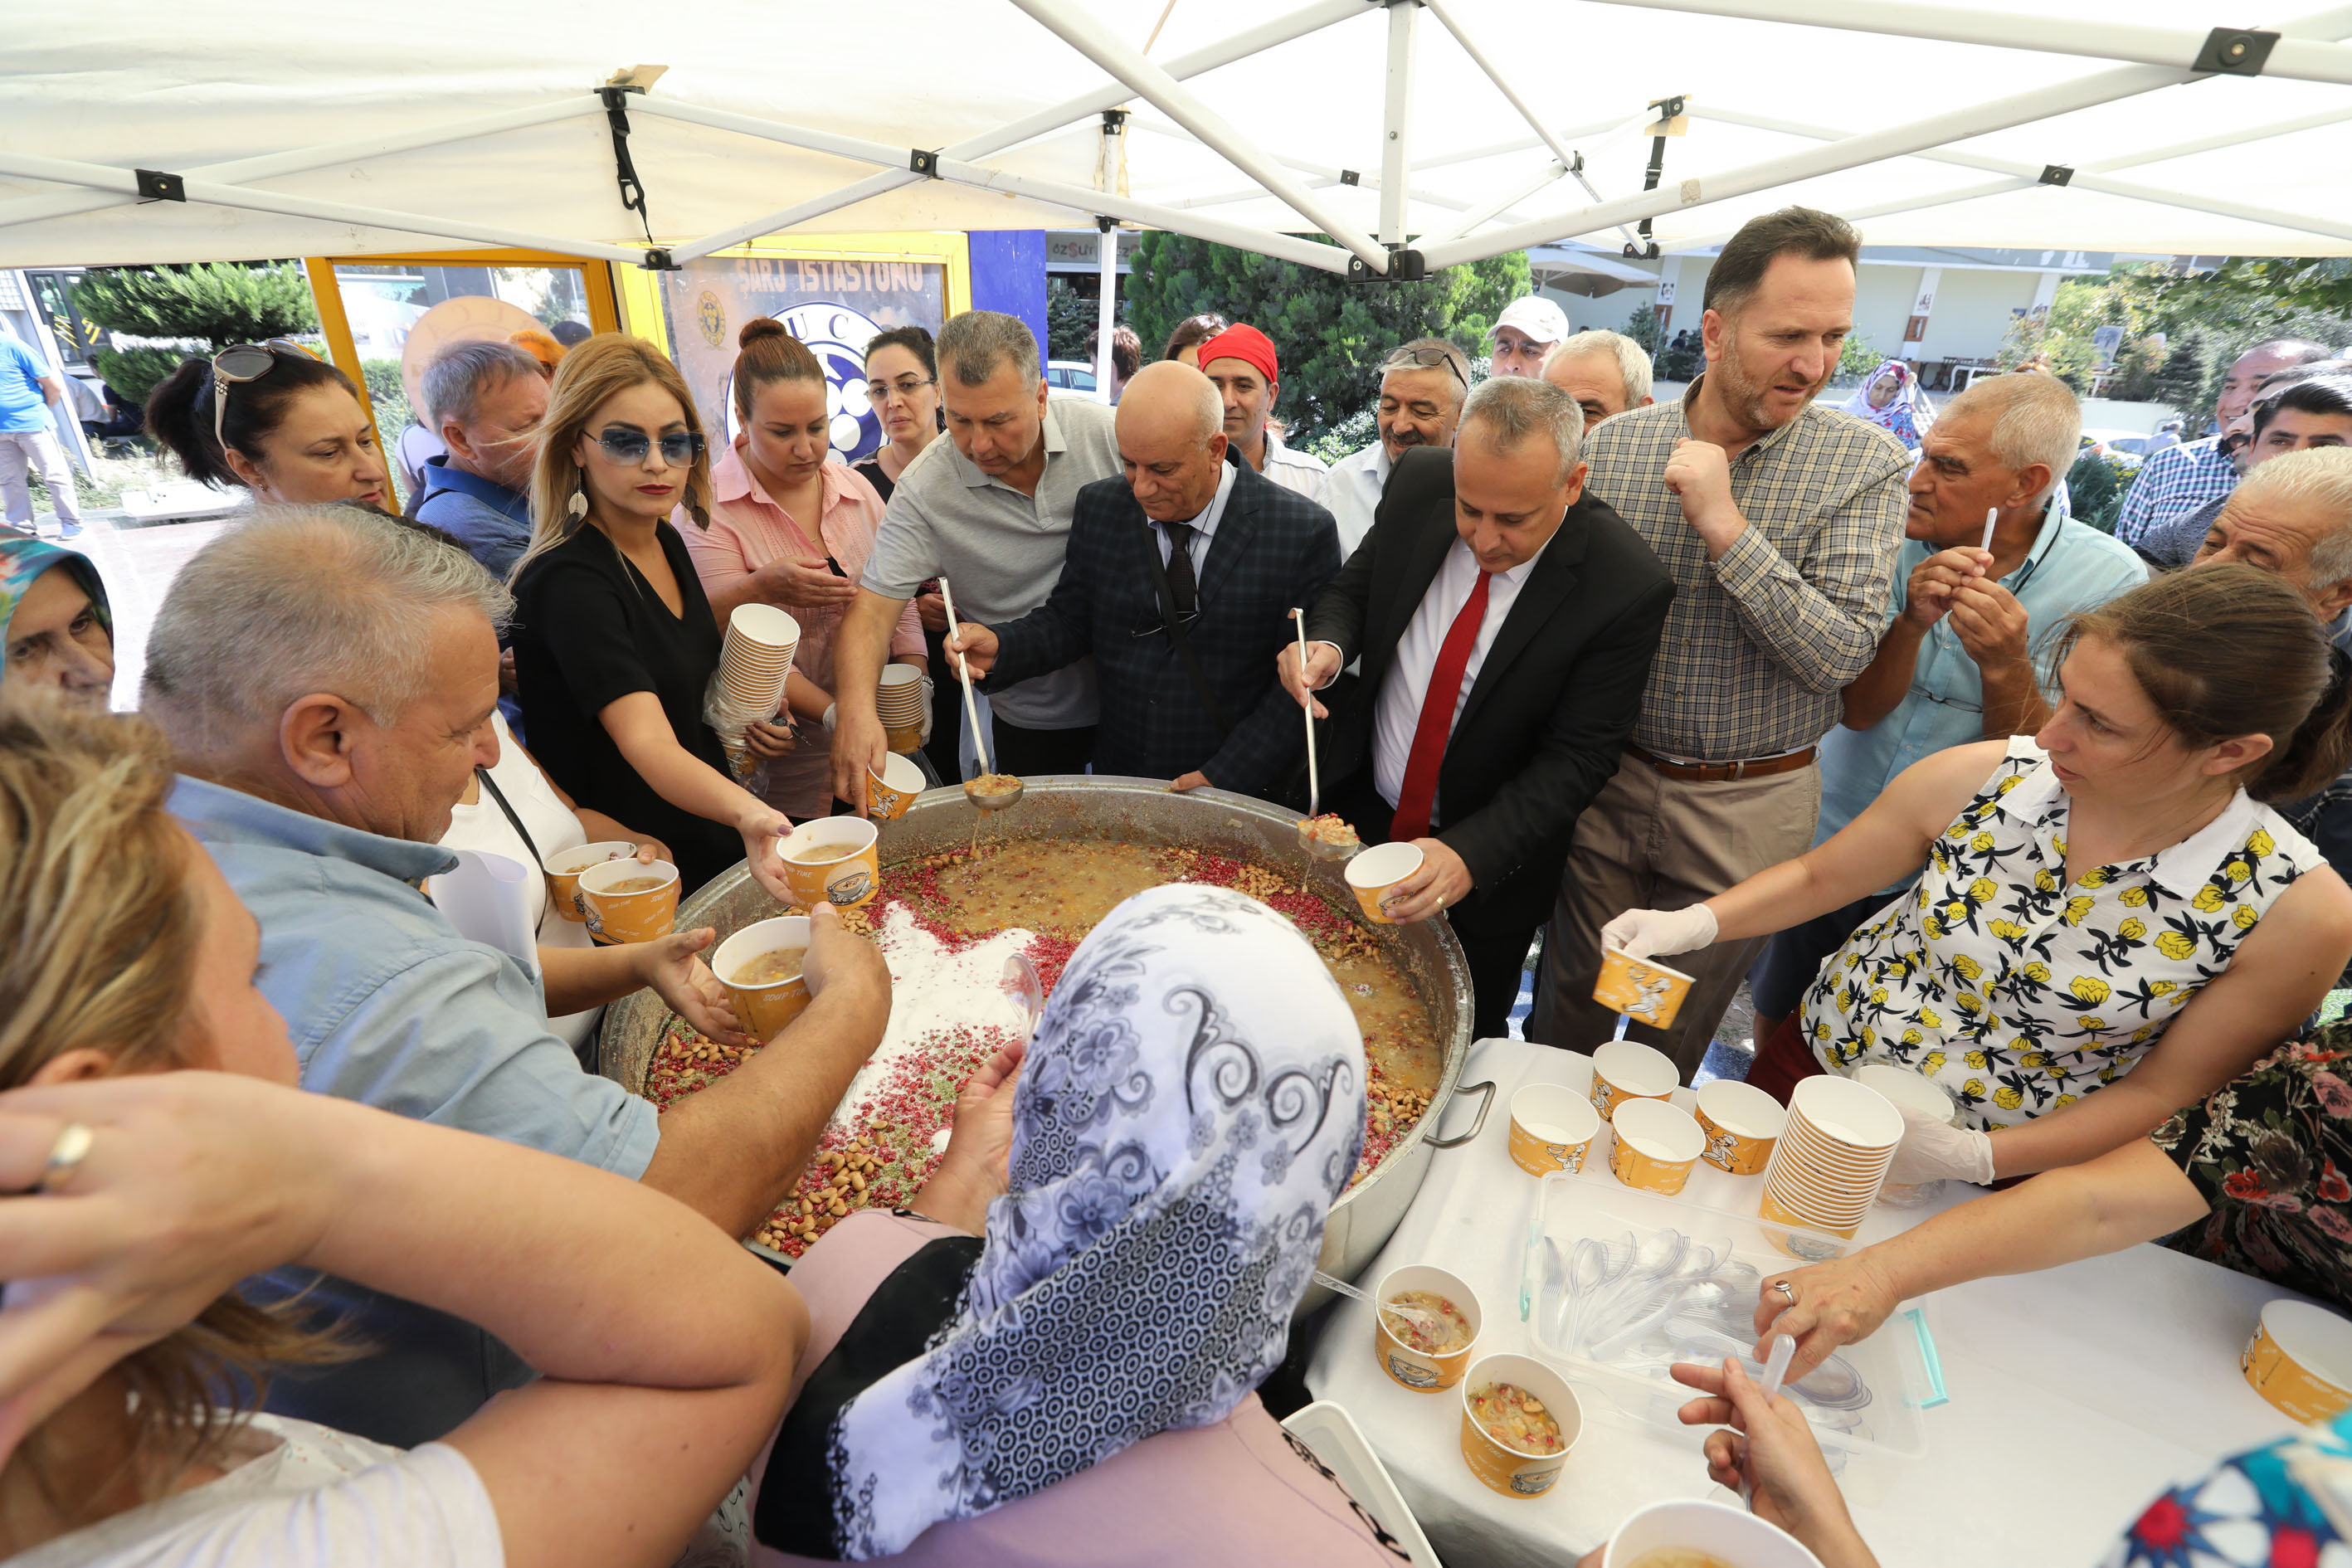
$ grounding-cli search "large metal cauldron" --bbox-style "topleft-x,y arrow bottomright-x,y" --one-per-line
599,777 -> 1491,1291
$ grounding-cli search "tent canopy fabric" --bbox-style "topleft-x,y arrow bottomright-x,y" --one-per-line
6,0 -> 2352,270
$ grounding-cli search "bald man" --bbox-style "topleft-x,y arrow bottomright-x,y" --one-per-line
948,361 -> 1342,797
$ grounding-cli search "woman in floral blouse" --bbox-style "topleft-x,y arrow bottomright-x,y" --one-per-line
1605,566 -> 2352,1187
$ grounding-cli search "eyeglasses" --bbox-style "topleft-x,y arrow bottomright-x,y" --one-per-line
865,376 -> 936,404
210,339 -> 317,452
1381,347 -> 1469,392
592,426 -> 707,466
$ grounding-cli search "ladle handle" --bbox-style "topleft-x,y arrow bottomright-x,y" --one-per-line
1293,608 -> 1319,820
937,576 -> 991,777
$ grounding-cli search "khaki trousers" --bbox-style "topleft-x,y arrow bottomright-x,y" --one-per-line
1530,752 -> 1820,1079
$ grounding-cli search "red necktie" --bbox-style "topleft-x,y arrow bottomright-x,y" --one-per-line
1390,569 -> 1493,842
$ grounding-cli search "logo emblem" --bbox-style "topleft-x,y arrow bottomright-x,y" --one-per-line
723,302 -> 887,462
696,291 -> 727,349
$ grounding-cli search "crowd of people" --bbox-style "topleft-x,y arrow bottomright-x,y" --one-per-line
8,198 -> 2352,1566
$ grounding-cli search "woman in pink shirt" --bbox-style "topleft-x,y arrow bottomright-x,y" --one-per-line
686,319 -> 925,818
743,884 -> 1408,1566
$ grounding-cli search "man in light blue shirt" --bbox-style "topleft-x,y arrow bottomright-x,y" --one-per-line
0,330 -> 82,538
146,506 -> 891,1446
1749,373 -> 2147,1040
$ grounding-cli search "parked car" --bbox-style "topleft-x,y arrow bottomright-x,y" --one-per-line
2078,429 -> 2152,470
1045,359 -> 1098,392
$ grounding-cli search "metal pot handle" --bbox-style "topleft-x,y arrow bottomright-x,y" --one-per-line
1423,1079 -> 1496,1149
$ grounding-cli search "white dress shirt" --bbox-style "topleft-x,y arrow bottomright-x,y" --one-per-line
1152,460 -> 1236,577
1324,442 -> 1391,557
1346,533 -> 1555,810
1259,428 -> 1330,507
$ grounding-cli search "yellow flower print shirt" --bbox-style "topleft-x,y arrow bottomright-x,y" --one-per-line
1800,738 -> 2318,1130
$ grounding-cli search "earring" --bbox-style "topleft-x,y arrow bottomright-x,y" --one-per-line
567,477 -> 588,521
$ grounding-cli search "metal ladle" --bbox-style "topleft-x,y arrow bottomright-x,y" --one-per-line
937,576 -> 1022,813
1290,607 -> 1356,864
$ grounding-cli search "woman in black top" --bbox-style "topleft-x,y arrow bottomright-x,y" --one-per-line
851,326 -> 962,782
509,336 -> 796,899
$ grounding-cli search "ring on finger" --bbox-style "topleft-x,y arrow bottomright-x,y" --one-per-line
1772,1279 -> 1797,1305
36,1122 -> 94,1195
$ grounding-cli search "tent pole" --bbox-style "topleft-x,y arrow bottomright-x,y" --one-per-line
1415,58 -> 2220,269
669,171 -> 927,265
1415,162 -> 1567,250
1094,218 -> 1119,404
1379,0 -> 1418,247
928,158 -> 1356,273
631,99 -> 904,168
1419,0 -> 1582,173
0,149 -> 645,265
0,97 -> 602,231
1005,0 -> 1391,271
1411,113 -> 1649,174
1127,116 -> 1482,217
1578,0 -> 2352,86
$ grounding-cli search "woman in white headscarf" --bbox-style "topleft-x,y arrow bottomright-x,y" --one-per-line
1841,359 -> 1936,450
744,883 -> 1405,1566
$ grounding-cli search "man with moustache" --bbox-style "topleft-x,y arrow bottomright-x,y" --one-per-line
2114,336 -> 2335,547
1531,206 -> 1911,1075
1326,338 -> 1475,556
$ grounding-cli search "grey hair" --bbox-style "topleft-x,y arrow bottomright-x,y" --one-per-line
937,309 -> 1042,388
1458,375 -> 1585,484
1542,329 -> 1654,407
421,340 -> 541,431
2233,446 -> 2352,587
1381,338 -> 1474,410
144,506 -> 513,751
1943,372 -> 2082,504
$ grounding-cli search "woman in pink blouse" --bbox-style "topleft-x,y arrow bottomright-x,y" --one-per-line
685,319 -> 926,818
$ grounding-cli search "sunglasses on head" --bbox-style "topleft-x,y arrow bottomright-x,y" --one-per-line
210,339 -> 319,451
592,426 -> 707,465
1382,347 -> 1469,392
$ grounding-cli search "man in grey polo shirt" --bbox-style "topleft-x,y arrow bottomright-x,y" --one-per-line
147,507 -> 891,1447
832,310 -> 1122,811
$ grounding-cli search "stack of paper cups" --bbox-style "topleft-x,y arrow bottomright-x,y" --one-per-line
718,605 -> 800,776
1853,1063 -> 1960,1207
876,663 -> 927,753
1757,1076 -> 1902,1241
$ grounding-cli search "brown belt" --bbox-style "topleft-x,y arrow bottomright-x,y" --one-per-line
1625,743 -> 1817,782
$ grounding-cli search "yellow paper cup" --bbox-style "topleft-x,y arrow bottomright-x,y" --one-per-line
1592,945 -> 1698,1030
1459,1354 -> 1580,1499
1590,1039 -> 1678,1122
1758,1185 -> 1864,1247
1695,1079 -> 1788,1176
1508,1084 -> 1601,1176
712,915 -> 812,1045
1607,1097 -> 1706,1196
577,858 -> 679,946
1602,1498 -> 1824,1568
779,817 -> 880,909
1371,1264 -> 1480,1392
2243,1300 -> 2352,1424
867,752 -> 925,821
1345,842 -> 1424,926
544,840 -> 638,924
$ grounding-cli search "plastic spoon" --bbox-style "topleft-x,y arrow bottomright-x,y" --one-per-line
1312,1270 -> 1443,1337
938,577 -> 1022,813
1001,952 -> 1044,1037
1741,1333 -> 1799,1510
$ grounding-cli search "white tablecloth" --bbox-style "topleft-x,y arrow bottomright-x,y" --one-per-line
1305,1037 -> 2318,1567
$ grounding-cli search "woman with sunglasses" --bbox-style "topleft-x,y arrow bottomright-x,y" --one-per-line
507,336 -> 797,901
145,342 -> 392,509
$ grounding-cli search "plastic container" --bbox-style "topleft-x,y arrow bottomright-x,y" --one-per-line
1522,1170 -> 1936,1483
1281,1402 -> 1443,1566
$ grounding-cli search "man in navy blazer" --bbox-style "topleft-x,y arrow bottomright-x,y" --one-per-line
947,362 -> 1342,797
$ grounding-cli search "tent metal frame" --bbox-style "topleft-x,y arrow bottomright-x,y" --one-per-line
4,0 -> 2352,283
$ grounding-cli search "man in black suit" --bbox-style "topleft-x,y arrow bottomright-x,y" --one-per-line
1284,376 -> 1674,1038
947,361 -> 1341,797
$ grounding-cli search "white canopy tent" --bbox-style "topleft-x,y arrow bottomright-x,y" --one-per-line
6,1 -> 2352,285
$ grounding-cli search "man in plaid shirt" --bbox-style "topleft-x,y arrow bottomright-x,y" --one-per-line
2113,338 -> 2335,546
1530,207 -> 1910,1074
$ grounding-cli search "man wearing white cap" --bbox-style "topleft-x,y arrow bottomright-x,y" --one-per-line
1488,295 -> 1573,378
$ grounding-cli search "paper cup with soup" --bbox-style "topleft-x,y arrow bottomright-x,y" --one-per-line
866,752 -> 926,821
1590,1039 -> 1678,1121
779,818 -> 880,910
1695,1079 -> 1788,1176
577,858 -> 679,945
1607,1098 -> 1707,1197
1371,1264 -> 1480,1391
1591,946 -> 1697,1031
1508,1084 -> 1602,1176
1459,1354 -> 1580,1499
1345,842 -> 1424,926
712,915 -> 812,1044
1602,1497 -> 1825,1568
2243,1300 -> 2352,1424
544,840 -> 638,923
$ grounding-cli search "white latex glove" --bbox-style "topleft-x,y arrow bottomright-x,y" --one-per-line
1885,1101 -> 1994,1186
1600,903 -> 1719,961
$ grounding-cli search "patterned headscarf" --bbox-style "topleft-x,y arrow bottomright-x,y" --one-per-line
1,536 -> 111,684
782,883 -> 1366,1561
1840,359 -> 1936,450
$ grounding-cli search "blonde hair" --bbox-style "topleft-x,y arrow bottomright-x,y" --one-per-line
512,334 -> 714,584
0,704 -> 343,1522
